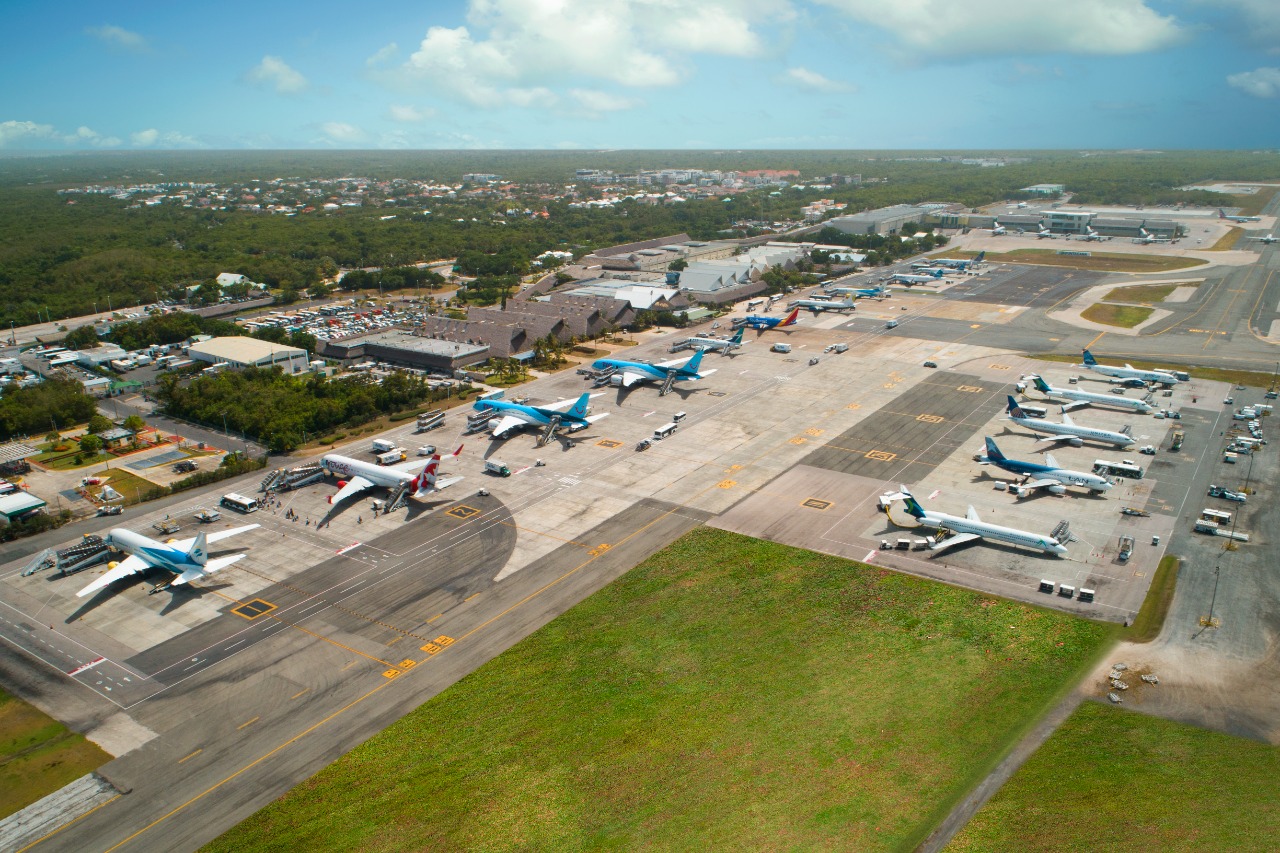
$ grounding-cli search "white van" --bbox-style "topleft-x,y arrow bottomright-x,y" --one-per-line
885,320 -> 899,329
653,422 -> 678,440
771,343 -> 792,353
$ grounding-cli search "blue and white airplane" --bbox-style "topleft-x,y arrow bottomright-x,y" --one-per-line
77,524 -> 260,597
930,252 -> 984,270
1023,374 -> 1153,414
472,392 -> 609,439
734,307 -> 800,331
1006,396 -> 1135,448
591,348 -> 717,390
1079,350 -> 1180,386
975,436 -> 1112,496
890,270 -> 943,286
880,485 -> 1069,556
1220,208 -> 1261,223
825,283 -> 889,300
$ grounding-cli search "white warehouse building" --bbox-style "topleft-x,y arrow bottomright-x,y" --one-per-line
188,337 -> 309,374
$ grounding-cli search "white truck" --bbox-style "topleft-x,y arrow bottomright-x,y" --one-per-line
372,438 -> 397,454
484,459 -> 511,477
376,448 -> 406,465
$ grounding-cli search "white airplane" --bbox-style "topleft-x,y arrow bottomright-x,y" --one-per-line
890,271 -> 943,286
880,486 -> 1068,556
1132,228 -> 1165,245
1246,234 -> 1280,245
1036,227 -> 1056,239
1079,350 -> 1180,386
975,437 -> 1112,497
1219,208 -> 1261,223
1006,396 -> 1135,448
1022,374 -> 1154,414
989,223 -> 1007,236
681,326 -> 747,354
1079,227 -> 1106,242
789,296 -> 857,313
322,447 -> 463,507
77,524 -> 260,597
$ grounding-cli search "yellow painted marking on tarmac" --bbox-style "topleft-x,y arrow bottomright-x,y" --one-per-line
596,439 -> 623,449
970,324 -> 982,329
290,689 -> 309,700
917,414 -> 945,423
398,659 -> 417,670
434,635 -> 455,647
1049,337 -> 1060,342
718,479 -> 737,489
341,660 -> 360,672
231,598 -> 277,620
1134,572 -> 1146,578
238,716 -> 260,730
496,520 -> 589,548
421,642 -> 441,655
790,437 -> 808,445
446,505 -> 480,519
386,635 -> 402,647
846,402 -> 861,409
866,450 -> 897,462
1246,269 -> 1278,347
805,428 -> 825,436
957,385 -> 983,393
989,364 -> 1011,370
16,794 -> 122,853
178,749 -> 202,764
588,544 -> 612,557
383,669 -> 401,679
464,593 -> 480,602
427,613 -> 443,623
802,498 -> 833,511
729,463 -> 743,470
882,382 -> 897,389
1084,330 -> 1107,350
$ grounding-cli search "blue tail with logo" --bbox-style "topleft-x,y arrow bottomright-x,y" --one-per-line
681,349 -> 706,376
1081,349 -> 1098,366
983,436 -> 1006,462
898,486 -> 926,519
566,392 -> 592,420
1006,395 -> 1029,419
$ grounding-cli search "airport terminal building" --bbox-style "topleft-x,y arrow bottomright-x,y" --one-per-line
188,337 -> 309,374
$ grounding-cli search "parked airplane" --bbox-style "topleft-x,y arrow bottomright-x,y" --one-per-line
590,348 -> 716,389
77,524 -> 260,597
1079,349 -> 1180,385
1132,228 -> 1166,245
734,307 -> 800,331
682,325 -> 747,354
1247,234 -> 1280,244
1006,396 -> 1135,448
880,486 -> 1068,556
1022,374 -> 1154,413
826,284 -> 889,299
911,266 -> 952,278
890,270 -> 943,286
1079,227 -> 1106,242
1036,227 -> 1056,239
790,296 -> 856,313
473,392 -> 608,439
930,252 -> 985,270
1220,208 -> 1261,223
975,436 -> 1112,496
989,223 -> 1007,236
322,447 -> 463,506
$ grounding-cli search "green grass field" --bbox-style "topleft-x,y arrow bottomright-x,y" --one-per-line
941,249 -> 1202,273
946,702 -> 1280,853
1126,555 -> 1179,643
208,528 -> 1116,853
1102,283 -> 1190,304
1207,225 -> 1243,251
0,688 -> 109,818
1081,303 -> 1155,328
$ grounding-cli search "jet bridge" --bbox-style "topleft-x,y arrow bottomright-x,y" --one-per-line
22,534 -> 111,577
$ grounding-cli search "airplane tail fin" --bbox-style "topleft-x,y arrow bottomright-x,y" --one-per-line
1218,208 -> 1226,219
729,326 -> 745,344
448,444 -> 464,458
1082,349 -> 1097,366
1027,375 -> 1050,392
188,531 -> 208,567
410,457 -> 441,493
975,251 -> 985,263
681,348 -> 706,375
931,269 -> 943,278
566,392 -> 592,420
898,486 -> 926,519
984,436 -> 1005,462
780,308 -> 800,327
1006,395 -> 1027,418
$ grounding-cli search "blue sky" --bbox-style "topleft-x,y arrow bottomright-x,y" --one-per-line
3,0 -> 1279,150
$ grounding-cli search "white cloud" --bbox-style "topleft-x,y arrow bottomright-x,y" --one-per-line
0,120 -> 58,147
131,128 -> 159,147
1227,67 -> 1280,98
246,55 -> 308,94
322,122 -> 365,143
570,89 -> 641,112
779,66 -> 853,93
367,42 -> 399,66
393,0 -> 792,107
816,0 -> 1185,57
388,104 -> 434,122
159,131 -> 204,148
86,24 -> 148,52
71,126 -> 123,147
1195,1 -> 1280,51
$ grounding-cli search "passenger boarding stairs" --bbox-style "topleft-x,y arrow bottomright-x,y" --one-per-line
537,415 -> 562,447
386,483 -> 411,513
1051,519 -> 1073,543
260,463 -> 326,493
22,535 -> 111,577
659,370 -> 677,396
592,366 -> 616,387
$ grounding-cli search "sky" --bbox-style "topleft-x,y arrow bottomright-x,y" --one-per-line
2,0 -> 1280,151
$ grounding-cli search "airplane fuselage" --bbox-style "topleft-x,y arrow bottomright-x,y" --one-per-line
1008,414 -> 1135,448
321,454 -> 415,490
913,511 -> 1068,555
105,528 -> 202,575
987,458 -> 1112,492
1084,363 -> 1178,385
1041,385 -> 1153,413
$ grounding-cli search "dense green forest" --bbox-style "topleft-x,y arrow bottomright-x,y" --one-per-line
0,378 -> 100,439
2,150 -> 1277,327
155,367 -> 450,452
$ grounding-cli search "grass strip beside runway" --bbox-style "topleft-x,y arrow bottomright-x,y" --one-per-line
0,687 -> 109,818
946,701 -> 1280,853
208,527 -> 1115,853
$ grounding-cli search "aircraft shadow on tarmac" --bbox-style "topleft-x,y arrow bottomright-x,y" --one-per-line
63,572 -> 238,623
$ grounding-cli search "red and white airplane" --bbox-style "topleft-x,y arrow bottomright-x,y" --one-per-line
321,446 -> 463,507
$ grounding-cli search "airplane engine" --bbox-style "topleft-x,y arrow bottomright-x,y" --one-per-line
609,374 -> 623,387
1068,437 -> 1083,447
1048,484 -> 1067,495
166,539 -> 177,544
107,560 -> 119,569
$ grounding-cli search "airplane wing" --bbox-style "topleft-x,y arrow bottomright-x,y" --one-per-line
966,505 -> 981,521
330,476 -> 375,505
1018,478 -> 1059,493
617,370 -> 647,388
76,554 -> 151,598
930,532 -> 981,553
489,415 -> 528,438
169,524 -> 261,551
1035,434 -> 1080,446
1061,400 -> 1092,413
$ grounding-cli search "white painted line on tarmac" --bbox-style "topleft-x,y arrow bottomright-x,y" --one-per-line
68,656 -> 105,677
